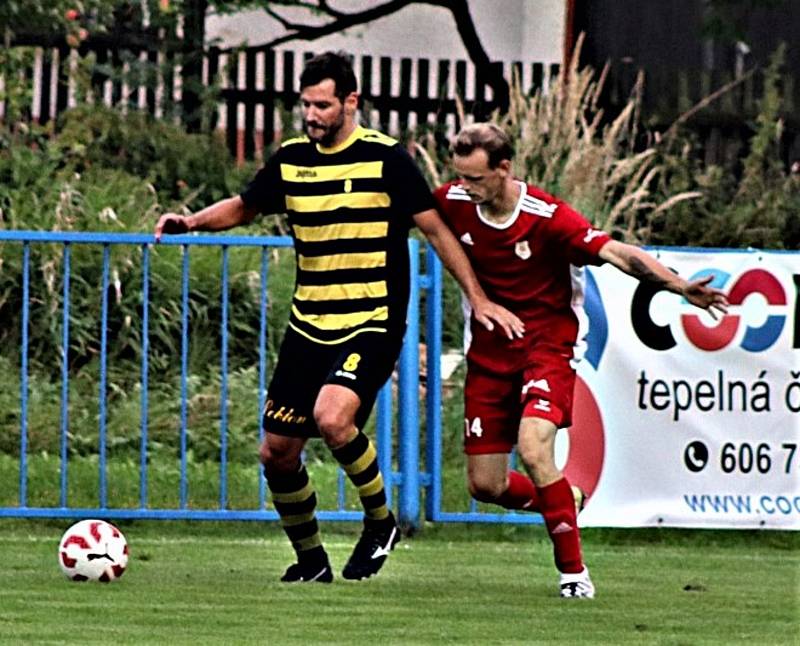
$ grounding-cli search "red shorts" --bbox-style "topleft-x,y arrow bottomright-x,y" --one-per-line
462,349 -> 577,455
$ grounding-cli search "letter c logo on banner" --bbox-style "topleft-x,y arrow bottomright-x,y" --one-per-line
632,267 -> 789,353
681,268 -> 786,352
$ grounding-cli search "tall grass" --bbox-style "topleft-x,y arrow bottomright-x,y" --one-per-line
417,36 -> 798,250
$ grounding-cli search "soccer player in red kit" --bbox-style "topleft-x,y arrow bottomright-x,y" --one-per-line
433,123 -> 728,598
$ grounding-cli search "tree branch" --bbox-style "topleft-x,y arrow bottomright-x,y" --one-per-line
264,6 -> 295,30
429,0 -> 508,110
266,0 -> 323,9
317,1 -> 347,19
262,0 -> 414,48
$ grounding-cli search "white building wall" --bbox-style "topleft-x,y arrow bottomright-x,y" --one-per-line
206,0 -> 565,66
520,0 -> 565,63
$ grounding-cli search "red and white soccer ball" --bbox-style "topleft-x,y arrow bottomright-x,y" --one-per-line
58,519 -> 129,582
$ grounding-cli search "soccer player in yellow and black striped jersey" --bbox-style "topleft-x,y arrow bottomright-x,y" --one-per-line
154,51 -> 524,583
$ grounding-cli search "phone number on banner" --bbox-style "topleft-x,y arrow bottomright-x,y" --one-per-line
683,441 -> 798,475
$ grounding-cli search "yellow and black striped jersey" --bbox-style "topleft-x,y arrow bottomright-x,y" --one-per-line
241,126 -> 435,345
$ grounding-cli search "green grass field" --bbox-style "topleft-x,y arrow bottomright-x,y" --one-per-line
1,519 -> 797,645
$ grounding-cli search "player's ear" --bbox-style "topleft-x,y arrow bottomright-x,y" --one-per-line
344,91 -> 359,116
497,158 -> 513,176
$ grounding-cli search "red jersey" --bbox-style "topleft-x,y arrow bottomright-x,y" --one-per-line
433,180 -> 611,373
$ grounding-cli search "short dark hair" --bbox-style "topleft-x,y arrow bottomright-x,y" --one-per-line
300,51 -> 357,101
452,123 -> 514,169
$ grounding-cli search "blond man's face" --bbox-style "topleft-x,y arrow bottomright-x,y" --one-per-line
452,148 -> 510,205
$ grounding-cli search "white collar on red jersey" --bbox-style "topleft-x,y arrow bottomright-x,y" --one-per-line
476,180 -> 528,229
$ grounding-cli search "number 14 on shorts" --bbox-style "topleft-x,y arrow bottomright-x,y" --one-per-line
465,417 -> 483,437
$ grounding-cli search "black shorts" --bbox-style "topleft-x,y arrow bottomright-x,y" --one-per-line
262,326 -> 405,437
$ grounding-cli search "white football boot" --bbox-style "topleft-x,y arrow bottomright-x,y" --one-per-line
560,567 -> 595,599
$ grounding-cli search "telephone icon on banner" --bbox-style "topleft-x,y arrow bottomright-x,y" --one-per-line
684,441 -> 709,473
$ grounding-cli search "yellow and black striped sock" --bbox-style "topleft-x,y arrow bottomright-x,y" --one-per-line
265,464 -> 326,564
331,430 -> 389,522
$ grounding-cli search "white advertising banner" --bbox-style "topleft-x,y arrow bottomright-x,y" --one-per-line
563,249 -> 800,529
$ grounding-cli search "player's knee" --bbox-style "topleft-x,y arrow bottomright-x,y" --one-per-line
518,443 -> 553,475
467,473 -> 506,502
313,406 -> 351,446
259,438 -> 297,471
258,440 -> 279,467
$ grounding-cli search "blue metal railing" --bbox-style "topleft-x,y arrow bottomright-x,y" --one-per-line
0,231 -> 432,526
1,229 -> 550,528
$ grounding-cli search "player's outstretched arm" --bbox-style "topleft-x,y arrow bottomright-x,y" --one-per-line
413,208 -> 525,339
599,240 -> 729,318
154,196 -> 259,242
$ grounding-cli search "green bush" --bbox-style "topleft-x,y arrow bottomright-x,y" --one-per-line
647,46 -> 800,250
0,106 -> 294,387
56,105 -> 249,210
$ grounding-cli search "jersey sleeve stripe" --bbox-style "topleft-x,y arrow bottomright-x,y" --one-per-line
520,196 -> 557,218
279,135 -> 310,148
359,129 -> 398,146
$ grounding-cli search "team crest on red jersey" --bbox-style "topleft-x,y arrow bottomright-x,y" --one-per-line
514,240 -> 532,260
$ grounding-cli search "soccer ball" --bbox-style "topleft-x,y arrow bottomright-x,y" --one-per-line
58,519 -> 129,582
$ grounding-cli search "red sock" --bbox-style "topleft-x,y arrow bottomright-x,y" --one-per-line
537,477 -> 583,573
495,470 -> 540,511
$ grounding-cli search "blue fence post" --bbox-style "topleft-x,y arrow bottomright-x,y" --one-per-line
19,243 -> 30,508
376,380 -> 393,509
257,247 -> 269,509
219,246 -> 230,510
424,244 -> 443,520
139,244 -> 150,509
179,245 -> 190,509
397,239 -> 421,530
98,244 -> 111,509
59,243 -> 71,508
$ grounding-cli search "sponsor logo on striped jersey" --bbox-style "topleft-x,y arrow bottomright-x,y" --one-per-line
280,161 -> 384,183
